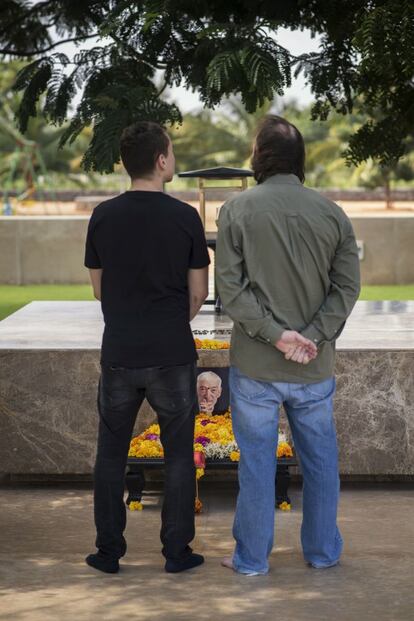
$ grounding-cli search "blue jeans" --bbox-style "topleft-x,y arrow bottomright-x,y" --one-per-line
229,365 -> 343,574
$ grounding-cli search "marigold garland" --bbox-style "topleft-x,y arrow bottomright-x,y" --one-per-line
129,412 -> 293,462
194,338 -> 230,350
129,411 -> 294,513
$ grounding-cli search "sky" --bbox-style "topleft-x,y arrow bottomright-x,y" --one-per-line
61,27 -> 321,113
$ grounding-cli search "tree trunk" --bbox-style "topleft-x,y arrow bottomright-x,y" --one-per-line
384,172 -> 393,210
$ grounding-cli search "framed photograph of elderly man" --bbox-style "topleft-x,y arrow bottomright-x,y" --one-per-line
196,367 -> 230,414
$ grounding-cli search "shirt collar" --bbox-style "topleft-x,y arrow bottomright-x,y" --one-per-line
262,173 -> 302,186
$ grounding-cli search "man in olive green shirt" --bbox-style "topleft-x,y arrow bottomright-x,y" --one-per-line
216,115 -> 360,576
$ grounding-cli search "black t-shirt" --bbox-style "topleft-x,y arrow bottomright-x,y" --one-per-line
84,191 -> 210,368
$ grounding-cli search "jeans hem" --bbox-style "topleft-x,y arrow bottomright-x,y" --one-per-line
233,559 -> 269,575
307,559 -> 340,568
234,567 -> 269,576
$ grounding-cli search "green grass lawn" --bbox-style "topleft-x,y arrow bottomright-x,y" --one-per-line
359,285 -> 414,301
0,284 -> 414,322
0,285 -> 95,321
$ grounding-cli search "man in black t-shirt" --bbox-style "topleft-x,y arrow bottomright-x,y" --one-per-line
84,121 -> 210,574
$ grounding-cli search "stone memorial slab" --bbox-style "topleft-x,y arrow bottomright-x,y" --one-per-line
0,301 -> 413,477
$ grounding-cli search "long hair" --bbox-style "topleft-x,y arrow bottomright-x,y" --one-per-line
251,115 -> 305,184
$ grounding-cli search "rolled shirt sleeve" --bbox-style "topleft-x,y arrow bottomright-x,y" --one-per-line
301,217 -> 361,345
216,202 -> 285,345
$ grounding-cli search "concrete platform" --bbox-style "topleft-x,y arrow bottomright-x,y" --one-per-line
0,484 -> 413,620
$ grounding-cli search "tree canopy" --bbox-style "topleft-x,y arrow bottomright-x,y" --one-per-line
0,0 -> 413,173
0,60 -> 98,193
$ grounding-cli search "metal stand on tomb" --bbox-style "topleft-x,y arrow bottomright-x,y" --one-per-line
178,167 -> 253,313
125,457 -> 296,508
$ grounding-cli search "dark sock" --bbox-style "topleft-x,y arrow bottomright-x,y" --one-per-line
85,552 -> 119,574
165,553 -> 204,573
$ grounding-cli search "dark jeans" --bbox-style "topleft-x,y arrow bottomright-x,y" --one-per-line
94,361 -> 198,562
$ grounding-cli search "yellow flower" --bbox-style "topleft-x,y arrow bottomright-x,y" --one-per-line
196,468 -> 205,480
230,451 -> 240,462
277,442 -> 293,458
194,339 -> 230,350
129,501 -> 143,511
278,501 -> 291,511
129,410 -> 294,468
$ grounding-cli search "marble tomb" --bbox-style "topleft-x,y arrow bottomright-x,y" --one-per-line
0,301 -> 413,478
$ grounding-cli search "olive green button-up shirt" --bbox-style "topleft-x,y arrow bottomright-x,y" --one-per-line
216,174 -> 361,383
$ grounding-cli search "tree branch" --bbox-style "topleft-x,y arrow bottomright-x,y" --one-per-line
0,33 -> 99,57
0,0 -> 58,37
157,80 -> 168,96
108,31 -> 167,70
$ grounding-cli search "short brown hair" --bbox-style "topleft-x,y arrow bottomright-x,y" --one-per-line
251,115 -> 305,184
120,121 -> 169,179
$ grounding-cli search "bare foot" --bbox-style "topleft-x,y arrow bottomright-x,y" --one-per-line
221,556 -> 234,570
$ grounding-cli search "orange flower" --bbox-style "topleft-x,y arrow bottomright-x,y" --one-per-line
194,339 -> 230,350
277,442 -> 293,458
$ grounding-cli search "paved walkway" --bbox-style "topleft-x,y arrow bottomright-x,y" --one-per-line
0,484 -> 413,620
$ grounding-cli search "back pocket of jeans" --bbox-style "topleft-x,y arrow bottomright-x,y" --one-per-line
303,377 -> 335,400
147,389 -> 192,413
232,368 -> 267,400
